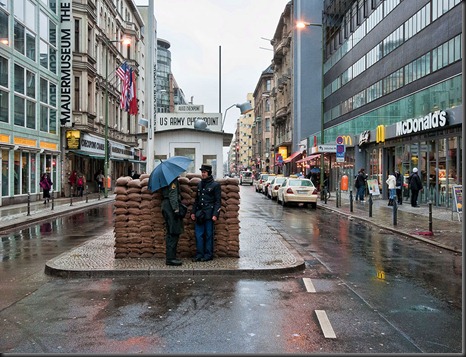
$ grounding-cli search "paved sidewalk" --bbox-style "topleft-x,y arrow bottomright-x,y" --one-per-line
320,191 -> 463,254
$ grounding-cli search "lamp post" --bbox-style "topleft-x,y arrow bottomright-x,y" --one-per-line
297,21 -> 325,199
221,102 -> 253,131
103,36 -> 130,198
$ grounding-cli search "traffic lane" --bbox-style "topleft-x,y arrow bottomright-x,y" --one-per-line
264,202 -> 462,353
0,275 -> 421,354
0,205 -> 115,311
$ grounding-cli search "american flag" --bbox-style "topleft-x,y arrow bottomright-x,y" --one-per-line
117,63 -> 129,110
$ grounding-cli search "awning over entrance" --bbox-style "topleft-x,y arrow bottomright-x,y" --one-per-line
283,151 -> 302,163
296,154 -> 321,164
69,150 -> 105,160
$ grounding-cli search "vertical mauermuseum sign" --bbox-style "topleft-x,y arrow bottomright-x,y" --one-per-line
59,0 -> 72,127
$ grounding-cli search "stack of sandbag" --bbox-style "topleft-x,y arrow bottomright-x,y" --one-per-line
113,174 -> 241,259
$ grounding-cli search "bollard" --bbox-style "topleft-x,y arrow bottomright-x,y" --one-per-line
392,200 -> 397,225
51,190 -> 54,210
70,186 -> 73,206
86,185 -> 89,203
98,188 -> 101,200
429,200 -> 432,232
349,189 -> 353,212
369,193 -> 373,217
27,191 -> 31,216
336,187 -> 339,208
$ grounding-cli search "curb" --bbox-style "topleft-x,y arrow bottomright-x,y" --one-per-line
318,203 -> 462,254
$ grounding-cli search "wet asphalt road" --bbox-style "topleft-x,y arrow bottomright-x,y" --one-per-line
0,186 -> 462,354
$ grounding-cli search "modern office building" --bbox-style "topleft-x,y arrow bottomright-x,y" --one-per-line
312,0 -> 462,207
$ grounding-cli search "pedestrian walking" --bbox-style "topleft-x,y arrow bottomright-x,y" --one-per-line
354,168 -> 368,202
160,176 -> 184,266
76,173 -> 86,197
408,167 -> 423,207
39,173 -> 53,204
395,171 -> 403,205
95,170 -> 104,192
68,170 -> 77,196
190,164 -> 221,262
386,173 -> 396,206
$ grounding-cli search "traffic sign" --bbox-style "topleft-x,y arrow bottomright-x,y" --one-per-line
336,144 -> 345,162
316,144 -> 337,153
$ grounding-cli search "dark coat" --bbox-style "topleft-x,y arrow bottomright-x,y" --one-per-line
409,172 -> 423,191
395,172 -> 403,188
192,176 -> 221,220
355,171 -> 367,188
160,179 -> 184,235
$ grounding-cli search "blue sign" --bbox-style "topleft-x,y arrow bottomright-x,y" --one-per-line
336,144 -> 345,162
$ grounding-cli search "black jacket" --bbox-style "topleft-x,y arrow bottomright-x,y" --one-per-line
192,176 -> 221,220
409,172 -> 423,191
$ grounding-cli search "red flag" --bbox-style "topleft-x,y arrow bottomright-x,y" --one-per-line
129,70 -> 138,115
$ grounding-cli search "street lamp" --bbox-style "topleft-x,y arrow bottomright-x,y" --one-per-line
221,102 -> 253,131
104,36 -> 131,198
296,21 -> 325,199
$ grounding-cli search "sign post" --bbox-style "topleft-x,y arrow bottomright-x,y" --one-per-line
452,185 -> 462,221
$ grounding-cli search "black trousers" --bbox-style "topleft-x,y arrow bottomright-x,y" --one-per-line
410,189 -> 420,206
396,188 -> 402,204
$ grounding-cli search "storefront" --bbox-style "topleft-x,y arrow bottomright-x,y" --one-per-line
357,107 -> 462,208
1,134 -> 60,206
65,131 -> 134,195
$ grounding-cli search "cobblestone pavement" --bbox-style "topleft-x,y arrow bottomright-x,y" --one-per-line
0,190 -> 462,277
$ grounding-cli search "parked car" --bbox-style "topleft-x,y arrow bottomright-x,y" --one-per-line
277,177 -> 318,208
239,171 -> 253,185
262,174 -> 277,196
266,176 -> 286,200
255,173 -> 271,193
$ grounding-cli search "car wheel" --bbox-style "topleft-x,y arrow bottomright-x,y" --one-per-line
311,202 -> 317,209
281,197 -> 287,207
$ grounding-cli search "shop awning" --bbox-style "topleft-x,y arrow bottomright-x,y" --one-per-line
70,150 -> 105,160
283,151 -> 302,163
296,154 -> 321,164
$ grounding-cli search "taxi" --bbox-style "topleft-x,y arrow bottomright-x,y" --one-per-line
277,177 -> 318,208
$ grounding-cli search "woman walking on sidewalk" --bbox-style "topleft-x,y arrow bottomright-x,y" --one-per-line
39,173 -> 53,204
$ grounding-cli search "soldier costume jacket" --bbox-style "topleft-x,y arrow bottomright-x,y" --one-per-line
192,175 -> 221,220
160,178 -> 184,235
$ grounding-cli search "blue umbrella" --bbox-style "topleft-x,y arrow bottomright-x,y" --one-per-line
148,156 -> 193,192
310,167 -> 320,174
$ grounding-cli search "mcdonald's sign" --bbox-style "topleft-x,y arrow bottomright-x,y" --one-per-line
341,135 -> 352,145
376,125 -> 385,143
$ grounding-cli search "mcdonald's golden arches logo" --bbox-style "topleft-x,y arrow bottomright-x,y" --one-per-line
376,125 -> 385,143
341,135 -> 352,145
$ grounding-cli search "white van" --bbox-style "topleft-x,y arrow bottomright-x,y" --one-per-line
239,171 -> 253,185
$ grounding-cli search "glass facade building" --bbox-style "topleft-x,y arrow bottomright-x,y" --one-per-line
309,0 -> 462,208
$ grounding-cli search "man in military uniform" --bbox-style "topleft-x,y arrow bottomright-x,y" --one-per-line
161,177 -> 184,266
190,164 -> 221,262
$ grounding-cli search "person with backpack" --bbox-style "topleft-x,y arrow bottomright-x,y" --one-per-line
76,173 -> 86,197
39,173 -> 53,204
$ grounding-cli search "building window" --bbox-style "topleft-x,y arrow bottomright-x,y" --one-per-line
74,76 -> 80,111
74,18 -> 80,52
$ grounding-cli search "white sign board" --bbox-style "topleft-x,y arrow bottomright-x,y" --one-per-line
311,145 -> 337,153
175,104 -> 204,113
155,113 -> 222,132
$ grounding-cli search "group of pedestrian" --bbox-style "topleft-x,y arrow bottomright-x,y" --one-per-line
160,164 -> 221,266
68,170 -> 86,197
386,167 -> 422,207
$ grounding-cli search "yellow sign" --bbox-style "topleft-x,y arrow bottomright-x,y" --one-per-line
66,130 -> 81,150
14,137 -> 37,147
0,134 -> 9,143
376,125 -> 385,143
278,146 -> 288,159
40,141 -> 58,151
341,135 -> 352,145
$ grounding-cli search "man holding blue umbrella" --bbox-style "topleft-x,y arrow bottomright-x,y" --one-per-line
148,156 -> 192,266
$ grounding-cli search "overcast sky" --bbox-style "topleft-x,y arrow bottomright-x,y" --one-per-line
135,0 -> 289,135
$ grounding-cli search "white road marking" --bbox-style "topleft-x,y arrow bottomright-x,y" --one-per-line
303,278 -> 316,292
315,310 -> 337,339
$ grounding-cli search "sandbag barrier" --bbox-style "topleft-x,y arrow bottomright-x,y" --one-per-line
112,173 -> 241,259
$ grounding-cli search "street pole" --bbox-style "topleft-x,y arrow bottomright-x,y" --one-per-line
297,21 -> 324,199
104,44 -> 109,198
